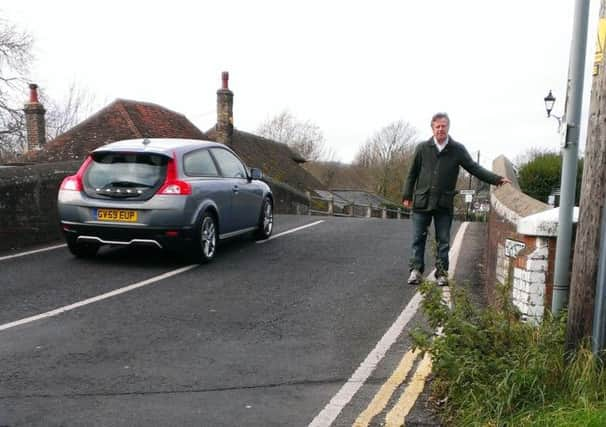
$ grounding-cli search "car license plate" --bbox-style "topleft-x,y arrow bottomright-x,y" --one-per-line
96,208 -> 138,222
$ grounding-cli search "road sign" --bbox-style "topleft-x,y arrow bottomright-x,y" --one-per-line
465,194 -> 473,203
460,189 -> 475,196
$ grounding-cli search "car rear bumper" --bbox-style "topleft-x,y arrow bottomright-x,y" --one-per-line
60,221 -> 196,251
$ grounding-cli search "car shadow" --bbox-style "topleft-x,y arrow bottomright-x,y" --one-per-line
89,233 -> 259,268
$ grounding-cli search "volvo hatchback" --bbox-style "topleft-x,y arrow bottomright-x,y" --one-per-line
57,138 -> 273,262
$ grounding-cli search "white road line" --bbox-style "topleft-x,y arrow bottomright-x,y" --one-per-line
308,292 -> 424,427
0,244 -> 67,262
309,221 -> 470,427
0,221 -> 325,333
0,265 -> 198,332
257,220 -> 324,244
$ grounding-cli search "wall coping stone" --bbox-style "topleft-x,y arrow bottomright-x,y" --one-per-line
517,206 -> 579,236
491,155 -> 550,226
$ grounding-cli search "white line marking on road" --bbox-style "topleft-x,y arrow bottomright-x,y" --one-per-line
0,265 -> 198,332
448,222 -> 468,279
257,220 -> 324,244
310,221 -> 471,427
308,292 -> 424,427
1,221 -> 324,333
0,244 -> 67,262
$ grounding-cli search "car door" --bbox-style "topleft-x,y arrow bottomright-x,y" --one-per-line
210,148 -> 262,231
182,148 -> 236,234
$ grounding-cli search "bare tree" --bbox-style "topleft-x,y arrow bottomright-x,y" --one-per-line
0,17 -> 98,161
257,110 -> 330,161
354,120 -> 418,202
45,82 -> 97,140
0,17 -> 33,158
305,160 -> 371,190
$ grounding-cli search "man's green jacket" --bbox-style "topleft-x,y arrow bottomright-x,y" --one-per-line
402,137 -> 502,212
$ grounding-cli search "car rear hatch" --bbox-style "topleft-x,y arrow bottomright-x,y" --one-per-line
82,151 -> 170,201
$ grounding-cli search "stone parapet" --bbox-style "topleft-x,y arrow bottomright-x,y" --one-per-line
487,155 -> 565,322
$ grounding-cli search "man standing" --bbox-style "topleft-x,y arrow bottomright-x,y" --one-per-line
402,113 -> 510,286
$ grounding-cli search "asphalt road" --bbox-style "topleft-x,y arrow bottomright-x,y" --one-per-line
0,215 -> 434,427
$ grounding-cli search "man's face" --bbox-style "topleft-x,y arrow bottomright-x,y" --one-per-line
431,118 -> 449,143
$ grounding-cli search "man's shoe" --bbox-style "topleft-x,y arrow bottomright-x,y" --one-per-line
436,275 -> 449,287
407,269 -> 423,285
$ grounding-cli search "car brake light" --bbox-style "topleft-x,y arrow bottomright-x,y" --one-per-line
157,156 -> 191,195
60,156 -> 92,191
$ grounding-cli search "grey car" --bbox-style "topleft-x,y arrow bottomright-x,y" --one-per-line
57,138 -> 273,262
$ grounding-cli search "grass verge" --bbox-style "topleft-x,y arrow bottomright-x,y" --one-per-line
410,281 -> 606,426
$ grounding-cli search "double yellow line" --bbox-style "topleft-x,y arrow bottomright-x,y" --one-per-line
353,348 -> 433,427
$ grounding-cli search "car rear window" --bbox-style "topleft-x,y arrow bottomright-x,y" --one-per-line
211,148 -> 247,178
184,149 -> 219,176
83,152 -> 168,198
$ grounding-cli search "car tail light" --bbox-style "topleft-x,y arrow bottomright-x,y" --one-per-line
60,156 -> 92,191
157,155 -> 191,195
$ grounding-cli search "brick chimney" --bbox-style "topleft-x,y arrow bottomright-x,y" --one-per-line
216,71 -> 233,145
23,83 -> 46,152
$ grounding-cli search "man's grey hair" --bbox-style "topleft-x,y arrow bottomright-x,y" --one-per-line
431,112 -> 450,127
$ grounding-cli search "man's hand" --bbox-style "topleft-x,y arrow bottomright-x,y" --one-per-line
402,199 -> 412,209
497,177 -> 512,186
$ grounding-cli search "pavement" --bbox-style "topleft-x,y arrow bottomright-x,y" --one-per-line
404,221 -> 489,427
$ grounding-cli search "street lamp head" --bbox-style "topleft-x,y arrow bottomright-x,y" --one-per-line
544,90 -> 556,117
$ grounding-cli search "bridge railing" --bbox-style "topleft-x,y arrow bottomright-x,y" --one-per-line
308,195 -> 411,219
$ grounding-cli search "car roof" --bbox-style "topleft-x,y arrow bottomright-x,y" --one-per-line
92,138 -> 227,157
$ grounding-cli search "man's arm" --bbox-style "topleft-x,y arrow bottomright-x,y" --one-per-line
402,144 -> 422,207
459,146 -> 510,186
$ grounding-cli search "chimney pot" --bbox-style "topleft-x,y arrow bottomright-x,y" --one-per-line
29,83 -> 39,103
222,71 -> 229,89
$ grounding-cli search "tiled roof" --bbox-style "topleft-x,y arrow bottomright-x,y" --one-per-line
29,99 -> 206,162
206,128 -> 325,193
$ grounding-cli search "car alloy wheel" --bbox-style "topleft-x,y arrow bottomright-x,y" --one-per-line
199,213 -> 217,262
255,197 -> 273,240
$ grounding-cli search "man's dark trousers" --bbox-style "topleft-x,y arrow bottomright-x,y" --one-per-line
410,209 -> 452,277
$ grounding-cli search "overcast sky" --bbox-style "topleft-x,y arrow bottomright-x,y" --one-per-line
3,1 -> 601,166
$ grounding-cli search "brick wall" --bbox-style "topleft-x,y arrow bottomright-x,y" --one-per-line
0,161 -> 80,252
487,156 -> 557,322
263,176 -> 310,215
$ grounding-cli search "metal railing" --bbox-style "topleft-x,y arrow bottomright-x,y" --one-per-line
308,196 -> 411,219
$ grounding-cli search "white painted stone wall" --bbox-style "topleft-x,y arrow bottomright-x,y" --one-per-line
512,237 -> 549,323
496,243 -> 510,286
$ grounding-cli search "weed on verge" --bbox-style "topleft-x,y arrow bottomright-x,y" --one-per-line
411,281 -> 606,426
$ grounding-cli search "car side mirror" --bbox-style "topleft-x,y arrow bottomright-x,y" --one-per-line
250,168 -> 263,180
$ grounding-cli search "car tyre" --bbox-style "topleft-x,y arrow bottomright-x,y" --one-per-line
255,197 -> 273,241
195,211 -> 218,263
66,237 -> 99,258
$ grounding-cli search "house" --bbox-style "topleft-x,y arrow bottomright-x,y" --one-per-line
23,74 -> 323,211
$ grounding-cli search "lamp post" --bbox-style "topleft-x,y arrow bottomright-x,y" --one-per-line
548,0 -> 590,318
544,90 -> 564,132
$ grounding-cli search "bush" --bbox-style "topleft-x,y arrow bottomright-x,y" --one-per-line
411,281 -> 606,426
517,152 -> 583,205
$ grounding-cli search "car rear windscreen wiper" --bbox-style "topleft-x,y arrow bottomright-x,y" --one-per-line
107,181 -> 154,188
